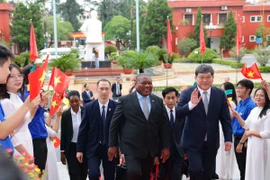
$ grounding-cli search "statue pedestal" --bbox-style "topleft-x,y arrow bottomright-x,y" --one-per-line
84,42 -> 105,61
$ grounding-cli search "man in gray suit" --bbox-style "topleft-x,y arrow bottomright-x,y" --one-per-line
108,73 -> 171,180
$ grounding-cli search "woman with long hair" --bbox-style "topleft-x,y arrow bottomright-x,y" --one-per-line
216,82 -> 237,179
232,87 -> 270,180
0,64 -> 33,158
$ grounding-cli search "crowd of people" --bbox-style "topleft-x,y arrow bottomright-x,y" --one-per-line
0,43 -> 270,180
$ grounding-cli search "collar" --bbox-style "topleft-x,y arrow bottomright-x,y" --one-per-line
98,99 -> 109,108
239,96 -> 252,106
165,105 -> 175,112
197,86 -> 211,95
136,92 -> 150,100
71,107 -> 81,115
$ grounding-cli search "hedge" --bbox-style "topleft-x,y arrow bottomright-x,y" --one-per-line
212,59 -> 244,69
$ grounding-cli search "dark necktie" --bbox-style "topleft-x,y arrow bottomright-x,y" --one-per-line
102,105 -> 106,144
170,109 -> 174,129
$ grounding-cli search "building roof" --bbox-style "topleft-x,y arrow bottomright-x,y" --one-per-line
0,3 -> 15,11
243,3 -> 270,11
168,0 -> 248,8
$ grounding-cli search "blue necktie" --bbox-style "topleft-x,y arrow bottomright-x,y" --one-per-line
101,105 -> 106,144
170,110 -> 174,129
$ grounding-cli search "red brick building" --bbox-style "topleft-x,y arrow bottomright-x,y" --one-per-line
0,3 -> 14,42
168,0 -> 270,54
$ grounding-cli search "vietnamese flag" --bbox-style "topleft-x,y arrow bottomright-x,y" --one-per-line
241,63 -> 262,79
49,93 -> 63,115
53,136 -> 60,148
236,15 -> 242,56
30,23 -> 38,62
49,67 -> 70,94
28,65 -> 46,100
200,19 -> 206,55
167,18 -> 172,57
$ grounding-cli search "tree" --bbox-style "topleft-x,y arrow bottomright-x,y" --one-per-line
46,16 -> 74,47
220,10 -> 236,51
178,38 -> 197,57
229,46 -> 246,62
191,8 -> 207,47
256,22 -> 270,44
254,45 -> 270,66
10,2 -> 44,51
104,16 -> 131,48
58,0 -> 82,31
141,0 -> 172,49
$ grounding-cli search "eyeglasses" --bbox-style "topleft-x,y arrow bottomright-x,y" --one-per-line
196,76 -> 212,81
236,87 -> 245,90
9,74 -> 24,79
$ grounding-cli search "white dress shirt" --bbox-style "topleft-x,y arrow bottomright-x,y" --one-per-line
165,106 -> 175,123
71,107 -> 82,143
98,100 -> 109,119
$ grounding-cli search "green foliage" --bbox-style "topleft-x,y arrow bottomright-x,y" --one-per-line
190,8 -> 207,47
220,10 -> 236,51
49,53 -> 81,72
109,52 -> 118,61
188,48 -> 218,63
105,45 -> 117,55
178,38 -> 197,57
128,51 -> 159,70
258,66 -> 270,73
46,16 -> 74,47
157,49 -> 167,62
11,2 -> 45,51
163,53 -> 179,64
13,52 -> 31,67
0,40 -> 10,48
70,48 -> 79,56
58,0 -> 82,31
229,47 -> 246,62
179,19 -> 190,26
116,51 -> 136,69
212,58 -> 244,69
104,16 -> 131,47
141,0 -> 173,48
254,45 -> 270,66
146,45 -> 161,60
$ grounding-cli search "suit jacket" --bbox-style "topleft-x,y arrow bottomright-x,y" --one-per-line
111,83 -> 122,97
77,99 -> 117,158
109,92 -> 171,159
60,107 -> 84,155
178,86 -> 232,153
82,90 -> 94,105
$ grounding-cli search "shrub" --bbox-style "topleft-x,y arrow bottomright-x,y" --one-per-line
212,58 -> 244,69
254,45 -> 270,66
258,66 -> 270,73
105,45 -> 117,55
178,38 -> 197,57
188,48 -> 218,63
229,46 -> 246,62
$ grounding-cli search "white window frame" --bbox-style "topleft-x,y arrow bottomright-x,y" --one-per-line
175,38 -> 178,45
267,15 -> 270,22
242,36 -> 244,43
249,35 -> 256,42
184,14 -> 194,25
250,15 -> 262,22
242,16 -> 245,23
218,13 -> 227,24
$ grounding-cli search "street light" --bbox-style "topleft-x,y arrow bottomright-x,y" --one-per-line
207,22 -> 217,49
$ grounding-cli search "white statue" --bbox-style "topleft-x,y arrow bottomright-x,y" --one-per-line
80,10 -> 102,43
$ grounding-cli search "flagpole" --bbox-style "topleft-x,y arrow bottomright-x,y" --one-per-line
236,55 -> 238,83
53,0 -> 58,58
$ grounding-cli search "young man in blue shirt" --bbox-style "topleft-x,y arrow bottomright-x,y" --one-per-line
0,44 -> 40,155
232,79 -> 256,180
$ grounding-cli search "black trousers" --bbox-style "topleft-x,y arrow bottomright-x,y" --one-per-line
33,139 -> 47,172
158,143 -> 183,180
125,154 -> 155,180
234,136 -> 247,180
187,142 -> 216,180
66,142 -> 88,180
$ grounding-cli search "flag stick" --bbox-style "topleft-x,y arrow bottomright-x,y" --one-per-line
236,55 -> 238,83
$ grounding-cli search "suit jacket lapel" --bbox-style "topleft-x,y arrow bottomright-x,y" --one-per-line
106,100 -> 114,122
132,92 -> 147,120
67,108 -> 73,137
148,94 -> 156,119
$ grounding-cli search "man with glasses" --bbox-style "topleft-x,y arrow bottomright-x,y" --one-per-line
232,79 -> 255,180
177,64 -> 232,180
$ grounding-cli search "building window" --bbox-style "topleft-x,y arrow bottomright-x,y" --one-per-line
268,15 -> 270,22
249,35 -> 256,42
266,35 -> 270,41
175,38 -> 178,45
219,13 -> 227,24
242,36 -> 244,43
184,14 -> 193,25
250,16 -> 262,22
202,14 -> 211,25
242,16 -> 245,23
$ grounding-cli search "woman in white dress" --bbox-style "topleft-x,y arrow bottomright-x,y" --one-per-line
0,64 -> 33,158
216,82 -> 237,179
232,87 -> 270,180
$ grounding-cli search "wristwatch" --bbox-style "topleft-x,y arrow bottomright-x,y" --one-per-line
239,141 -> 245,145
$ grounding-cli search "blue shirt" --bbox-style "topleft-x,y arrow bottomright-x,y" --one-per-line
0,103 -> 14,153
136,92 -> 151,112
28,106 -> 48,139
232,97 -> 256,136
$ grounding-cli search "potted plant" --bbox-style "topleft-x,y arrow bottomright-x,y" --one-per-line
146,46 -> 162,65
116,51 -> 135,74
109,52 -> 118,64
158,49 -> 168,65
163,53 -> 179,69
49,52 -> 81,76
105,45 -> 118,61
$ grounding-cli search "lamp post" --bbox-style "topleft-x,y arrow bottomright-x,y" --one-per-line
207,22 -> 216,49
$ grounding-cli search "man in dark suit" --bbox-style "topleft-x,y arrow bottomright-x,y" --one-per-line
60,90 -> 88,180
111,77 -> 122,100
77,79 -> 118,180
157,87 -> 185,180
178,64 -> 232,180
81,83 -> 95,106
108,73 -> 171,180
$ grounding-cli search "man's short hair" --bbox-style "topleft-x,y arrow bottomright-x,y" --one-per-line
195,64 -> 214,76
68,90 -> 80,100
84,83 -> 88,88
237,79 -> 254,95
0,44 -> 14,67
97,79 -> 111,86
162,87 -> 179,98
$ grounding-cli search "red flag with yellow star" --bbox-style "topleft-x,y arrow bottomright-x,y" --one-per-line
241,63 -> 262,79
28,55 -> 49,100
49,93 -> 63,115
53,136 -> 60,148
49,67 -> 70,95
